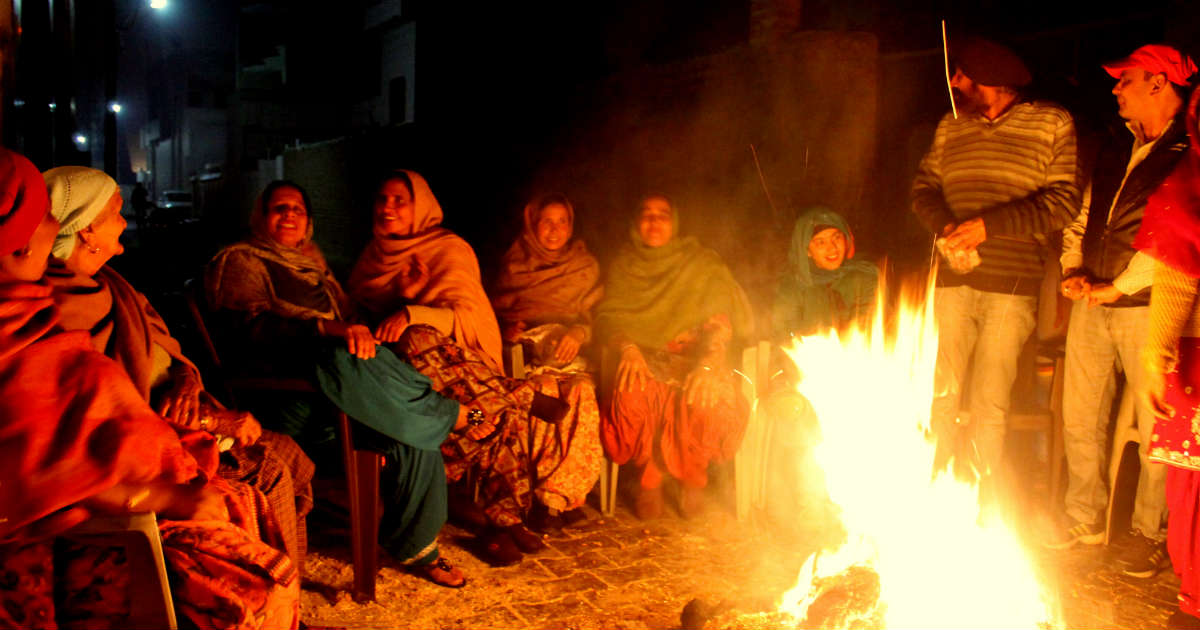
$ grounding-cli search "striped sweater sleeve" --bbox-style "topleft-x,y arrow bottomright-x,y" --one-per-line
911,121 -> 955,235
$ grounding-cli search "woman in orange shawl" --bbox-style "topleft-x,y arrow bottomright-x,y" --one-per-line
597,194 -> 753,520
41,167 -> 314,572
491,193 -> 604,524
0,149 -> 299,630
349,170 -> 570,564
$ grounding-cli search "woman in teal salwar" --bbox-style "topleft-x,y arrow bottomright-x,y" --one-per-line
205,180 -> 471,587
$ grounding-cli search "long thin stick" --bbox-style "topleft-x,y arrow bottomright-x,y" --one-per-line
750,143 -> 782,222
942,19 -> 958,120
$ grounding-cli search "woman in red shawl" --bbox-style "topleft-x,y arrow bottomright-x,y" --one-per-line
348,170 -> 570,565
1136,85 -> 1200,630
596,194 -> 753,520
0,149 -> 299,630
491,193 -> 604,525
41,166 -> 314,572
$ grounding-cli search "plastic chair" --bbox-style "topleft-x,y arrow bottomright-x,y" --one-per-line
1104,386 -> 1140,544
65,512 -> 177,630
184,280 -> 381,602
596,342 -> 765,517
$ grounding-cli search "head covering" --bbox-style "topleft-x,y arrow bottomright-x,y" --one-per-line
1103,44 -> 1198,86
490,194 -> 602,326
952,37 -> 1032,88
44,166 -> 119,259
1134,86 -> 1200,273
772,207 -> 878,339
206,180 -> 347,323
349,170 -> 504,370
0,149 -> 50,256
594,197 -> 753,349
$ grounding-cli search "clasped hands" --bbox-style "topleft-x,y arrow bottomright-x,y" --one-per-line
941,218 -> 987,255
616,344 -> 721,408
321,310 -> 413,360
1060,271 -> 1123,307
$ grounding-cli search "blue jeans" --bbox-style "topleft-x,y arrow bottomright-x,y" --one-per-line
931,285 -> 1037,475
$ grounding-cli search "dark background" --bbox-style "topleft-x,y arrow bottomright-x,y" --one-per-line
4,0 -> 1199,320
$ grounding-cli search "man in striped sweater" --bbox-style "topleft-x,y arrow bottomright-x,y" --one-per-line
1047,45 -> 1194,577
912,37 -> 1079,490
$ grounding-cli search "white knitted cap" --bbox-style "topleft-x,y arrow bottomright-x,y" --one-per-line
44,166 -> 120,259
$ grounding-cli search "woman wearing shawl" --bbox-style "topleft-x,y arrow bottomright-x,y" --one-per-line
1135,87 -> 1200,629
772,207 -> 878,341
348,170 -> 570,565
491,193 -> 604,525
762,207 -> 877,538
0,149 -> 299,630
205,180 -> 470,587
596,194 -> 753,519
42,166 -> 315,572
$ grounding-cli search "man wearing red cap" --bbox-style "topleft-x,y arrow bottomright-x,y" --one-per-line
912,37 -> 1080,487
1049,45 -> 1195,579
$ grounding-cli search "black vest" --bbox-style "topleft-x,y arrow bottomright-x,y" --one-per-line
1081,116 -> 1189,307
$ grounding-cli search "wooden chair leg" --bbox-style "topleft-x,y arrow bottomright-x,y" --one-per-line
599,459 -> 619,517
338,411 -> 378,602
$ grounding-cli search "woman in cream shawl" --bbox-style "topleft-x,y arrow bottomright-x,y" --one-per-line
490,193 -> 604,525
349,171 -> 578,563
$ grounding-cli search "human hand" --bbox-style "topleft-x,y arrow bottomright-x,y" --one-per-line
1060,271 -> 1091,301
374,309 -> 411,343
213,410 -> 262,447
554,326 -> 586,364
616,344 -> 650,392
944,218 -> 986,252
502,320 -> 527,343
1087,283 -> 1123,307
684,365 -> 721,408
1142,360 -> 1175,421
157,373 -> 203,427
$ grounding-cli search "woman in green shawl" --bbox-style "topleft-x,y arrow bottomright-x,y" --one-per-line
596,194 -> 753,519
772,207 -> 878,340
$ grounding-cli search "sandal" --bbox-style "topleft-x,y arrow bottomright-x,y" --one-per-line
480,529 -> 523,566
506,524 -> 547,553
415,556 -> 467,588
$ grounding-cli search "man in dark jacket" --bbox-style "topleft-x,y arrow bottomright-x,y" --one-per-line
1048,45 -> 1196,578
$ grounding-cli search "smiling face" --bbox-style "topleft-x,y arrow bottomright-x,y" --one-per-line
264,186 -> 309,248
636,197 -> 673,248
86,190 -> 127,258
534,202 -> 571,252
807,226 -> 847,271
374,178 -> 415,237
1,212 -> 59,282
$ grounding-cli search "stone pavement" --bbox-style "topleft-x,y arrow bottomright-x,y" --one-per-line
298,493 -> 1179,629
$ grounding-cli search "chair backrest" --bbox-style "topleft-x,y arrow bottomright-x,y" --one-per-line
503,343 -> 526,379
184,278 -> 223,372
66,512 -> 177,630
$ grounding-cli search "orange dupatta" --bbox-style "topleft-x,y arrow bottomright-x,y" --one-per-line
348,170 -> 504,371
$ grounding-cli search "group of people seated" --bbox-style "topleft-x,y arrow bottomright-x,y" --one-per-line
0,152 -> 877,627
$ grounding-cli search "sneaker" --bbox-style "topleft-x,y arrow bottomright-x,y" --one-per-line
1121,537 -> 1169,578
1043,519 -> 1104,550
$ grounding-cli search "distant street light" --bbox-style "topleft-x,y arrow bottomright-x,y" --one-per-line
73,134 -> 88,149
109,102 -> 122,114
149,0 -> 167,9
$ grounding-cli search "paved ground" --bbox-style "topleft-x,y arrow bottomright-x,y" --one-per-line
297,485 -> 1179,630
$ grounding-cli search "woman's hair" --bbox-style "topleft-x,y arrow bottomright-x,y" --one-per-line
639,192 -> 673,209
377,170 -> 416,200
260,180 -> 311,214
